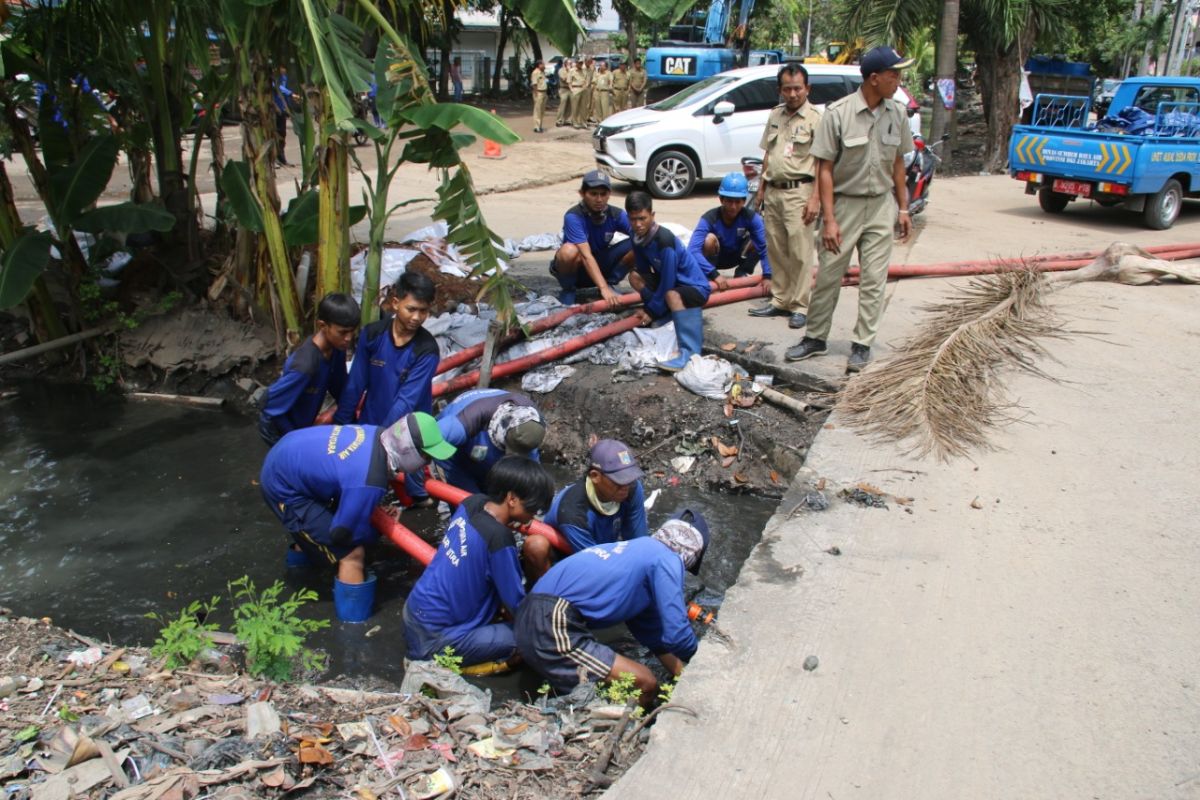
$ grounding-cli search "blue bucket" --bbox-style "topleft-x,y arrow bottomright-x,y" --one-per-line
333,574 -> 377,623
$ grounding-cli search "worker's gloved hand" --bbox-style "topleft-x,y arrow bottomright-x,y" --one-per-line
329,526 -> 354,548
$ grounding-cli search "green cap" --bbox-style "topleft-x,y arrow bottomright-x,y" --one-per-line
408,412 -> 456,460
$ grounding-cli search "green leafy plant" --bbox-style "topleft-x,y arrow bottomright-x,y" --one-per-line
57,704 -> 79,722
538,682 -> 551,697
657,679 -> 675,705
228,577 -> 328,682
433,646 -> 463,674
600,671 -> 640,705
146,597 -> 221,669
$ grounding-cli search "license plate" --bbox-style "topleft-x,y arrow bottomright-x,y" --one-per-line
1053,178 -> 1091,197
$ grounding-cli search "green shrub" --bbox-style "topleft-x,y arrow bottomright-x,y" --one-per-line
228,576 -> 328,681
146,597 -> 221,669
433,646 -> 463,674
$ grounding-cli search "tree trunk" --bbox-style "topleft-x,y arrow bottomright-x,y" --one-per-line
438,0 -> 455,101
493,8 -> 511,97
930,0 -> 960,157
1141,0 -> 1164,75
522,15 -> 544,63
975,41 -> 1025,172
317,102 -> 351,302
0,161 -> 67,343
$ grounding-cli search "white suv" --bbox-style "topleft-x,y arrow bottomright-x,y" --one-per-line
592,63 -> 918,199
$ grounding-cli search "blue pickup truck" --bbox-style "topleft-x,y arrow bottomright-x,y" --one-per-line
1008,76 -> 1200,229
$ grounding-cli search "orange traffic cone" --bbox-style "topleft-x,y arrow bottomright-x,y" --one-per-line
482,109 -> 505,159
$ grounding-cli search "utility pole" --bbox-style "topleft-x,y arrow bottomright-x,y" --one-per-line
930,0 -> 961,156
1140,0 -> 1164,75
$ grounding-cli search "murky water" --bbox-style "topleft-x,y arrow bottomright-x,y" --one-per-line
0,382 -> 774,695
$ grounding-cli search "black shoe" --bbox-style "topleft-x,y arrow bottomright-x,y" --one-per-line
788,312 -> 807,329
748,303 -> 789,318
785,337 -> 827,362
846,343 -> 871,373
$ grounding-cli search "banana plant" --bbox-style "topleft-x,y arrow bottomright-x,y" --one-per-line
0,134 -> 174,310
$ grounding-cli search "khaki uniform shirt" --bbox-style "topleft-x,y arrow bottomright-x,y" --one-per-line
568,67 -> 586,92
629,68 -> 647,93
810,89 -> 914,197
759,102 -> 823,182
612,70 -> 630,91
531,68 -> 547,92
582,66 -> 595,89
595,71 -> 612,92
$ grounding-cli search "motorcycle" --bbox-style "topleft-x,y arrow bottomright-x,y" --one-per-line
904,132 -> 949,216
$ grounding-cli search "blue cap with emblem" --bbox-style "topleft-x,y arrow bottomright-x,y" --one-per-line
859,46 -> 914,78
590,438 -> 644,484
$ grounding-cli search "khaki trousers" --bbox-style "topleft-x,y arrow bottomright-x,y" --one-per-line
556,90 -> 573,125
571,89 -> 587,126
763,184 -> 817,313
806,193 -> 897,347
597,91 -> 611,120
630,90 -> 645,107
533,91 -> 546,128
614,89 -> 628,110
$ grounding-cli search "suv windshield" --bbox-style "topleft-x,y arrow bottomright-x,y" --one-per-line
649,75 -> 740,111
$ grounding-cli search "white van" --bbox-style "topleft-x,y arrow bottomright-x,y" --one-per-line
592,63 -> 919,199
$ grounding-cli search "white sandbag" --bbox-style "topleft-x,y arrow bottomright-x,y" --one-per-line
675,354 -> 735,400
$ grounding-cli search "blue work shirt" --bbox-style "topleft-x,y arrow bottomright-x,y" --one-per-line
259,424 -> 389,547
436,389 -> 541,487
562,203 -> 632,260
335,318 -> 439,429
258,338 -> 347,444
544,478 -> 648,552
273,73 -> 292,113
404,494 -> 526,640
532,538 -> 697,660
631,226 -> 712,318
687,207 -> 771,277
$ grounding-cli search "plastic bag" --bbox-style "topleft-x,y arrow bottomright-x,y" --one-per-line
675,355 -> 735,400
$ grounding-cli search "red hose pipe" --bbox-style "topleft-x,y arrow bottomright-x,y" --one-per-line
371,506 -> 435,566
423,478 -> 572,554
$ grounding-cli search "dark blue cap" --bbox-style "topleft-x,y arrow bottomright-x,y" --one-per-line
860,46 -> 914,78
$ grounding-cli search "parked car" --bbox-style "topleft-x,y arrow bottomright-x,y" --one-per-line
592,63 -> 918,199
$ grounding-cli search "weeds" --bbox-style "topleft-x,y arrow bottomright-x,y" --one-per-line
657,680 -> 675,705
228,577 -> 328,681
600,671 -> 640,706
145,597 -> 221,669
433,646 -> 463,674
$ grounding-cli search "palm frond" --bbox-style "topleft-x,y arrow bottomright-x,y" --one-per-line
836,268 -> 1064,460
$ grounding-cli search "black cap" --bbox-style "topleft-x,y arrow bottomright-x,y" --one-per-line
859,46 -> 914,78
581,169 -> 611,190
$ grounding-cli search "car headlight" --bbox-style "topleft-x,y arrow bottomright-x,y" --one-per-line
606,121 -> 655,136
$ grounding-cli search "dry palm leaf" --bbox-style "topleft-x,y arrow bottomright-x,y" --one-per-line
1053,241 -> 1200,285
837,268 -> 1063,460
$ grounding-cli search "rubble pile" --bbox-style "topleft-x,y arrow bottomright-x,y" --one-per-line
0,611 -> 656,799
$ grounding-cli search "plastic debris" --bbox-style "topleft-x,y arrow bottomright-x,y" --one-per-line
675,355 -> 736,400
65,647 -> 103,667
521,365 -> 576,394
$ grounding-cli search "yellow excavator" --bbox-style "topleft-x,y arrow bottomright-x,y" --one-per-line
803,39 -> 864,65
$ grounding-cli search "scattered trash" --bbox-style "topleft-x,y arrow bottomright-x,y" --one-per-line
670,456 -> 696,474
839,483 -> 891,509
803,655 -> 819,672
675,355 -> 736,400
65,647 -> 103,667
521,364 -> 576,394
119,693 -> 156,721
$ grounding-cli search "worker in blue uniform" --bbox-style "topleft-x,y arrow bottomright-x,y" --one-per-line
624,191 -> 712,372
424,388 -> 546,498
403,456 -> 556,665
258,293 -> 360,446
515,509 -> 710,704
260,414 -> 455,620
550,170 -> 636,307
525,438 -> 648,581
687,173 -> 772,290
335,272 -> 440,430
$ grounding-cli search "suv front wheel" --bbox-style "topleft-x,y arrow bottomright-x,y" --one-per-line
647,149 -> 697,199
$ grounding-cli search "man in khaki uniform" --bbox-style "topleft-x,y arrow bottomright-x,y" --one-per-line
571,58 -> 591,128
594,61 -> 613,121
628,59 -> 648,108
612,63 -> 630,112
746,64 -> 822,329
531,61 -> 548,133
556,59 -> 575,127
787,46 -> 914,373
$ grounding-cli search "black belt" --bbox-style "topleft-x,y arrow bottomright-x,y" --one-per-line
769,176 -> 814,188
